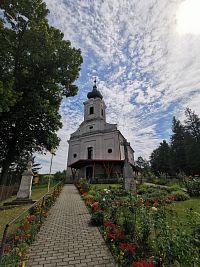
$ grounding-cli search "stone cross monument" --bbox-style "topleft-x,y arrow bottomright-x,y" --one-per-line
122,139 -> 136,192
15,160 -> 35,203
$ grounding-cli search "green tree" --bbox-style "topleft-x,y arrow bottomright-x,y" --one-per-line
0,20 -> 21,112
135,156 -> 151,183
171,117 -> 187,174
0,0 -> 83,185
54,170 -> 66,182
185,108 -> 200,141
150,140 -> 172,176
184,108 -> 200,175
136,156 -> 151,174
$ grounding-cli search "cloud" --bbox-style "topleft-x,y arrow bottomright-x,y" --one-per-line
37,0 -> 200,173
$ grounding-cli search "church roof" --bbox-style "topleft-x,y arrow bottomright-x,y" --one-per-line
87,78 -> 103,100
68,159 -> 124,168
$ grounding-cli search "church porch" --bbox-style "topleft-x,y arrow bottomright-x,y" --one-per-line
68,159 -> 124,183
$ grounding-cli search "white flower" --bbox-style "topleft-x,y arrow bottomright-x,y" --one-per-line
103,189 -> 110,194
152,207 -> 158,211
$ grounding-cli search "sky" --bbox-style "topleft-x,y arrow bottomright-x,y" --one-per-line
37,0 -> 200,173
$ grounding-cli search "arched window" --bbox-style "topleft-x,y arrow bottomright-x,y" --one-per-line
73,153 -> 77,158
88,147 -> 93,159
108,148 -> 112,153
89,106 -> 94,114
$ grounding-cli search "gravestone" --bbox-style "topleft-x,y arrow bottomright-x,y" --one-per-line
16,160 -> 34,201
3,160 -> 35,206
3,161 -> 35,207
123,161 -> 136,192
122,139 -> 136,192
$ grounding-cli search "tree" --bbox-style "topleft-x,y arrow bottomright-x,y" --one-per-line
135,156 -> 151,174
150,140 -> 172,176
171,117 -> 187,174
0,0 -> 83,185
149,109 -> 200,177
135,156 -> 151,183
54,170 -> 66,182
185,108 -> 200,141
184,108 -> 200,175
0,20 -> 21,113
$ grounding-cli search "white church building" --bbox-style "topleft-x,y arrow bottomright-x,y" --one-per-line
67,80 -> 138,182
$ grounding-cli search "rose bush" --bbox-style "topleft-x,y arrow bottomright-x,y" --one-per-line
0,185 -> 63,266
77,180 -> 200,267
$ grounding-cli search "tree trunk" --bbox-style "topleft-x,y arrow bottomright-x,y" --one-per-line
0,144 -> 16,185
0,160 -> 11,185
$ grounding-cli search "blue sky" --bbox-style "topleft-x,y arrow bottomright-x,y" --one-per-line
37,0 -> 200,173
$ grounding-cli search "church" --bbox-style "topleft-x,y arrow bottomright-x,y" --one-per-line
67,80 -> 138,182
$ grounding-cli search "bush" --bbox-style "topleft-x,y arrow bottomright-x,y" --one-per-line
91,210 -> 104,226
78,178 -> 91,192
184,178 -> 200,197
137,184 -> 149,194
153,178 -> 168,185
169,184 -> 182,192
172,190 -> 190,201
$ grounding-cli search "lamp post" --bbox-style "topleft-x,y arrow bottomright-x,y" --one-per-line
48,149 -> 56,193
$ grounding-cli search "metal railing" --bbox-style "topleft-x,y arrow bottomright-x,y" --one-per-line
0,181 -> 64,261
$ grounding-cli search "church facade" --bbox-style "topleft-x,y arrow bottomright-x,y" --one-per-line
67,81 -> 137,182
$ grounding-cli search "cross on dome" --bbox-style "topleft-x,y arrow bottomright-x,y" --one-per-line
87,77 -> 103,99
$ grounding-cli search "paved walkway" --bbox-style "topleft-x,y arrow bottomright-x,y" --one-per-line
26,185 -> 116,267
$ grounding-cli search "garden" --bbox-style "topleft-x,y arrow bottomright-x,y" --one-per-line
0,182 -> 64,267
77,178 -> 200,267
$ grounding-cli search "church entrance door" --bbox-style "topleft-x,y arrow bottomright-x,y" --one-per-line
86,166 -> 93,180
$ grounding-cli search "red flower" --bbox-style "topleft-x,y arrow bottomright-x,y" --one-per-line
23,223 -> 30,231
108,232 -> 116,240
133,260 -> 154,267
27,215 -> 35,223
127,243 -> 136,255
113,227 -> 122,238
4,245 -> 10,254
104,221 -> 113,227
120,242 -> 127,250
91,202 -> 99,213
170,195 -> 176,201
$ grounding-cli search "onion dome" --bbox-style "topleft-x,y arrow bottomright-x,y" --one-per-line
87,78 -> 103,99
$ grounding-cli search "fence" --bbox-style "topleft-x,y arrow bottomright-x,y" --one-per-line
0,184 -> 19,202
0,180 -> 64,264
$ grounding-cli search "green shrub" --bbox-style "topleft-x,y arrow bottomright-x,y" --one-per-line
82,194 -> 95,201
153,178 -> 168,185
91,210 -> 104,226
184,178 -> 200,197
169,184 -> 182,192
172,190 -> 190,201
78,178 -> 91,192
137,184 -> 149,194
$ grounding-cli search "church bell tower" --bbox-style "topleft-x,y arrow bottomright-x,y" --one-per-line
83,78 -> 106,122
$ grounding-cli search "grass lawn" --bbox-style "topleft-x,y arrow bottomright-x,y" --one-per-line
0,183 -> 56,239
170,197 -> 200,223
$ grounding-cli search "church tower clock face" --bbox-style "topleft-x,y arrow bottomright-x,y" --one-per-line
66,79 -> 136,182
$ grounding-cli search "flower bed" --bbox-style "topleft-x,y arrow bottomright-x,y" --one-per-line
76,178 -> 200,267
0,184 -> 63,266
